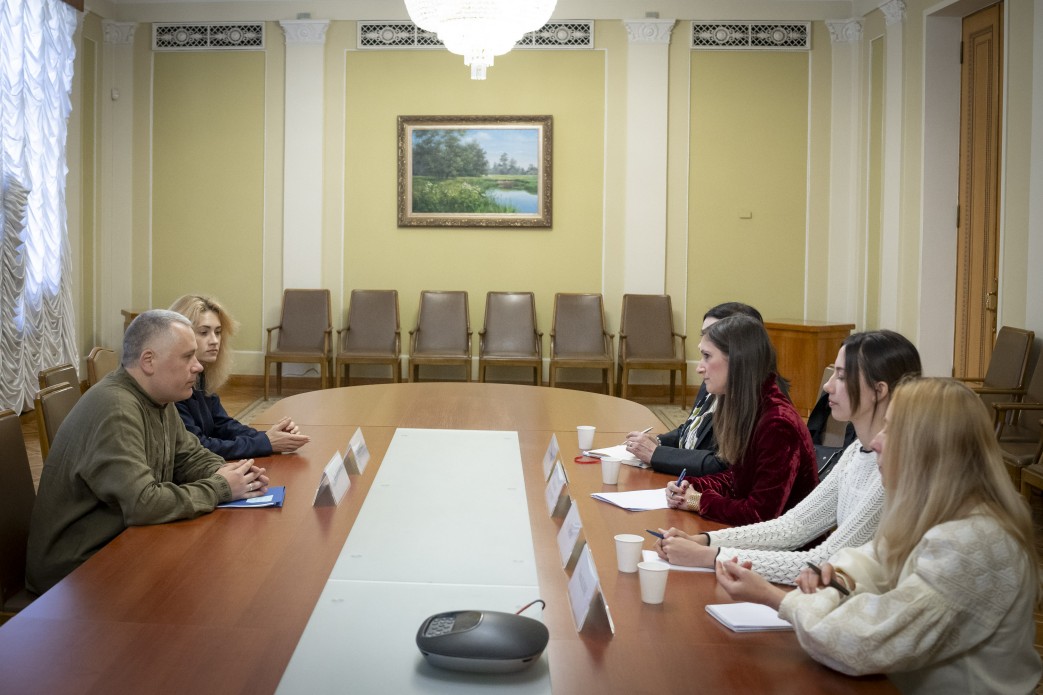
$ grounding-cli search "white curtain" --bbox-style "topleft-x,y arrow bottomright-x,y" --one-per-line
0,0 -> 79,413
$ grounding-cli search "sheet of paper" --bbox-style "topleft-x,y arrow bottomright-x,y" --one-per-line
640,549 -> 713,573
557,503 -> 583,568
705,602 -> 793,632
542,434 -> 560,480
584,444 -> 648,468
568,543 -> 600,630
590,487 -> 669,511
544,460 -> 568,515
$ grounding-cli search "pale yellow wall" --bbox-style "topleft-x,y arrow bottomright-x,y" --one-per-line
805,21 -> 834,322
866,36 -> 885,329
342,48 -> 606,338
150,51 -> 266,350
71,16 -> 99,355
686,50 -> 810,334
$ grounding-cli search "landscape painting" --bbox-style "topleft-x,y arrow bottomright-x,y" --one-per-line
398,115 -> 552,227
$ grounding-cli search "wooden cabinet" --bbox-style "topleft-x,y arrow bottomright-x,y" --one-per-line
764,320 -> 855,416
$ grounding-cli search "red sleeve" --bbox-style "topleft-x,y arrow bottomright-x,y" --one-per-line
692,411 -> 807,525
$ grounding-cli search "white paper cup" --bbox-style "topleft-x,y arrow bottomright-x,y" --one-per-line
614,533 -> 644,573
577,425 -> 596,450
601,456 -> 622,485
638,561 -> 670,603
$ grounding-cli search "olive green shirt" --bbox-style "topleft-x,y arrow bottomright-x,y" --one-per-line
26,367 -> 232,594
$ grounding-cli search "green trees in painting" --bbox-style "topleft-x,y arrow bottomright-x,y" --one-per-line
410,128 -> 537,214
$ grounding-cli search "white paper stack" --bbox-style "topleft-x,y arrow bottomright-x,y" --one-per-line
705,602 -> 793,632
589,488 -> 670,511
584,444 -> 650,468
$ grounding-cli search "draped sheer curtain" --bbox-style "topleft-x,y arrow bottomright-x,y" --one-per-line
0,0 -> 79,412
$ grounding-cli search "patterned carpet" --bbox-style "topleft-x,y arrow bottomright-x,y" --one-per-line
648,404 -> 690,431
234,397 -> 283,426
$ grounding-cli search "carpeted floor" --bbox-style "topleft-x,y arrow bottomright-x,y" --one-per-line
235,397 -> 283,426
648,404 -> 690,431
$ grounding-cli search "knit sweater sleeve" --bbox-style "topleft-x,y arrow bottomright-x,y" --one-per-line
777,516 -> 1033,678
711,444 -> 884,584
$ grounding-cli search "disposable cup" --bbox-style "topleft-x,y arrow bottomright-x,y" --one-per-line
577,425 -> 596,451
614,533 -> 644,573
638,561 -> 670,604
601,456 -> 622,485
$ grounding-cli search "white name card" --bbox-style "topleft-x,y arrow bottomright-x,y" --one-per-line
544,460 -> 569,517
541,433 -> 560,480
343,428 -> 370,475
557,502 -> 584,569
568,543 -> 606,631
313,451 -> 351,507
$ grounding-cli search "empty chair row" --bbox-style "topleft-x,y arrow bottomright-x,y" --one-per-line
263,289 -> 687,402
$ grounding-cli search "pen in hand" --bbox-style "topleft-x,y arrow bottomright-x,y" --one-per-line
622,426 -> 653,445
805,561 -> 850,596
646,529 -> 665,539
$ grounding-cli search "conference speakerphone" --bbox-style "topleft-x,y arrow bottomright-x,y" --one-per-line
416,610 -> 549,674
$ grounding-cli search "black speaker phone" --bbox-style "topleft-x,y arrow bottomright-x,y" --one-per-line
416,610 -> 549,674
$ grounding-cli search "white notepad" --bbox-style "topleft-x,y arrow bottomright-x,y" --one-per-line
584,444 -> 650,468
590,487 -> 670,511
705,602 -> 793,632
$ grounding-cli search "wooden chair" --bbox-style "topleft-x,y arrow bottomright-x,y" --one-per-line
616,294 -> 687,403
86,347 -> 118,387
263,289 -> 333,400
38,363 -> 81,393
955,325 -> 1034,410
0,410 -> 36,619
478,292 -> 543,386
335,290 -> 401,387
408,291 -> 472,383
33,383 -> 79,462
985,351 -> 1043,488
1019,441 -> 1043,502
548,292 -> 614,394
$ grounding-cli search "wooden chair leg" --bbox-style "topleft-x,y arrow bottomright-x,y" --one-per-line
669,370 -> 677,404
549,365 -> 557,388
275,363 -> 283,396
263,359 -> 270,401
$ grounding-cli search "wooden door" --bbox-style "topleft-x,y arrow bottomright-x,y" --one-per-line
953,2 -> 1003,378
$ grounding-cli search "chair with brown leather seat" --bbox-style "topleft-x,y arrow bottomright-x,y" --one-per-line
264,289 -> 333,399
989,351 -> 1043,488
39,363 -> 81,393
86,347 -> 119,387
34,383 -> 79,461
548,293 -> 614,394
408,291 -> 472,383
0,409 -> 36,619
616,294 -> 687,403
478,292 -> 543,386
954,325 -> 1034,410
335,290 -> 402,387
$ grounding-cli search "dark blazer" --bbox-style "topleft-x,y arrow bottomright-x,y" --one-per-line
175,375 -> 273,460
649,383 -> 727,477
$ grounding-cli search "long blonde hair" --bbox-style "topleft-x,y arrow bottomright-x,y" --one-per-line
168,294 -> 239,393
875,378 -> 1038,596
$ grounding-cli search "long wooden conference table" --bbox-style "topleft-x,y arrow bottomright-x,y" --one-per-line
0,383 -> 894,693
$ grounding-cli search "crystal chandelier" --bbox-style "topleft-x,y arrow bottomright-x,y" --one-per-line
404,0 -> 558,80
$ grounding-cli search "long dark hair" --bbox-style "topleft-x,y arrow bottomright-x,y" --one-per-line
704,315 -> 776,464
841,330 -> 922,416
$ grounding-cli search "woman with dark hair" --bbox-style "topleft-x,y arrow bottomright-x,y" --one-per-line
656,330 -> 921,583
716,378 -> 1040,693
170,294 -> 310,459
625,302 -> 764,477
664,314 -> 817,525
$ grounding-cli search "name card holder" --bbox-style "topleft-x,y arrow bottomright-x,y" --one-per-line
541,434 -> 560,480
567,543 -> 615,634
556,502 -> 584,571
343,427 -> 370,475
313,451 -> 351,507
544,460 -> 570,517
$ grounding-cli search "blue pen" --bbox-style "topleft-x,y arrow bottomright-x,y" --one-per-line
676,468 -> 687,487
646,529 -> 665,539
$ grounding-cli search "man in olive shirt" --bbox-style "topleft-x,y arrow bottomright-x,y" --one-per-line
26,310 -> 270,594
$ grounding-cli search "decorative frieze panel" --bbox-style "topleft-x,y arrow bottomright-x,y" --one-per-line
153,23 -> 264,51
691,21 -> 810,50
357,20 -> 593,50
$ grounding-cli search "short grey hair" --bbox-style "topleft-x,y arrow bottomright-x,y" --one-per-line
122,309 -> 193,367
